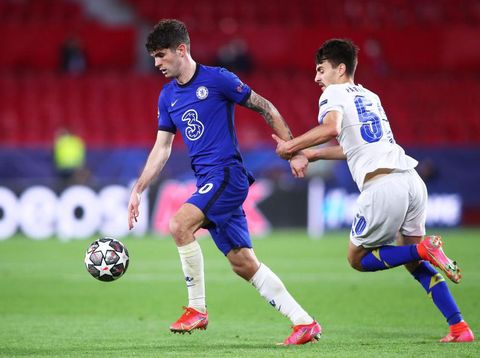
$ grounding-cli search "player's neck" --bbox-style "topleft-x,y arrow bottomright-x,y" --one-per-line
338,75 -> 354,85
176,58 -> 197,85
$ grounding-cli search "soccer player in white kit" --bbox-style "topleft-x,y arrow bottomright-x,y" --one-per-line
273,39 -> 474,343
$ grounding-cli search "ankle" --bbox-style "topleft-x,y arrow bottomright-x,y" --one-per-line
416,243 -> 426,260
450,321 -> 469,334
189,305 -> 207,314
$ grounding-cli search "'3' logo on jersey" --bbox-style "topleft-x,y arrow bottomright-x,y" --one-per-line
181,109 -> 204,141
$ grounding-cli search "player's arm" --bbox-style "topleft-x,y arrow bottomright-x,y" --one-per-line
128,130 -> 174,229
243,90 -> 310,177
302,145 -> 346,162
274,111 -> 342,159
243,90 -> 294,141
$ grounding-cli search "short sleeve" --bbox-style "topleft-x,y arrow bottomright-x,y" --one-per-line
157,90 -> 176,133
318,85 -> 345,124
216,68 -> 251,105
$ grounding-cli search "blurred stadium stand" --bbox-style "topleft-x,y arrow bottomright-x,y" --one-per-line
1,0 -> 480,147
0,0 -> 479,224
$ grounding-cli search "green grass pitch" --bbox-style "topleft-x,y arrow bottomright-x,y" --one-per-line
0,229 -> 479,357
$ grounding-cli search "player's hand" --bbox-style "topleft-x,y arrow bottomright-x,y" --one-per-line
127,191 -> 141,230
289,153 -> 309,178
272,134 -> 292,160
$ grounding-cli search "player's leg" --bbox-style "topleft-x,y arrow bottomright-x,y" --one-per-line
169,203 -> 209,333
191,165 -> 319,343
226,247 -> 314,324
225,246 -> 259,280
348,172 -> 423,272
170,166 -> 249,333
349,240 -> 423,272
352,234 -> 462,282
399,171 -> 472,342
216,219 -> 320,345
400,169 -> 462,284
398,235 -> 473,342
348,170 -> 461,276
227,247 -> 321,345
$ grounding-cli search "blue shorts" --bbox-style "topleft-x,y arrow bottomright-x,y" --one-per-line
187,165 -> 254,255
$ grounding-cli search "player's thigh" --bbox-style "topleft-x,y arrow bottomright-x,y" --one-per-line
350,179 -> 408,249
400,170 -> 428,237
397,233 -> 423,246
188,166 -> 250,229
209,208 -> 253,255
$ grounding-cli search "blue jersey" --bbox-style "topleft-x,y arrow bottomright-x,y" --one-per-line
158,64 -> 252,177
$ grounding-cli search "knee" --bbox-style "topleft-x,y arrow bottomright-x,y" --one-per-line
404,260 -> 422,274
347,254 -> 364,272
169,216 -> 189,240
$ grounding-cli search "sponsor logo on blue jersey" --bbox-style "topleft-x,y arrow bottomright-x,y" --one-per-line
181,109 -> 205,141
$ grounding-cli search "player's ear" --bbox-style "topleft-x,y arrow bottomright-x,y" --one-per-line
338,63 -> 347,77
177,44 -> 187,57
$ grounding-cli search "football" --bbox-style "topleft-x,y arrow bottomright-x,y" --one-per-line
84,237 -> 129,282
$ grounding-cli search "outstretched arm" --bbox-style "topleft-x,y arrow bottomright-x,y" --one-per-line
243,90 -> 310,177
303,145 -> 346,162
243,90 -> 293,141
128,130 -> 174,229
273,110 -> 342,159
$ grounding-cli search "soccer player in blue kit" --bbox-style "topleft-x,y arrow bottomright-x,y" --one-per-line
127,19 -> 320,345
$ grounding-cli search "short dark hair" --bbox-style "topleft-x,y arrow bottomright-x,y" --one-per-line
315,39 -> 359,77
145,19 -> 190,53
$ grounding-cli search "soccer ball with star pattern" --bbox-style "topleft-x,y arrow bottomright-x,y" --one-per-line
84,237 -> 129,282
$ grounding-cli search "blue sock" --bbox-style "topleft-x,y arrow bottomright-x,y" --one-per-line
360,245 -> 421,271
412,261 -> 462,325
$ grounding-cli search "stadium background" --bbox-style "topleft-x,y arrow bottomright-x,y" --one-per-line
1,1 -> 479,357
1,0 -> 479,240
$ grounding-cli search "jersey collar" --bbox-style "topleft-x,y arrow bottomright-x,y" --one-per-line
177,63 -> 200,88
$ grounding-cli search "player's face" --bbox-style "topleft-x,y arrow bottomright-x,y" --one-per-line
315,60 -> 341,91
151,47 -> 182,78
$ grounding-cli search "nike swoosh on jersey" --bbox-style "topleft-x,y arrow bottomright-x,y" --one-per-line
171,99 -> 179,107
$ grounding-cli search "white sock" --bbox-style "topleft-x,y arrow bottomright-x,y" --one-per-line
177,240 -> 206,312
249,263 -> 313,325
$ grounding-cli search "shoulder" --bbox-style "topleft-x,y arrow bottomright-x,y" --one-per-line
162,80 -> 176,93
202,65 -> 241,82
320,84 -> 347,106
324,84 -> 348,97
361,85 -> 381,100
159,81 -> 175,102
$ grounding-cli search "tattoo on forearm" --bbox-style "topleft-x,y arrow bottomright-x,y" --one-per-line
245,92 -> 293,139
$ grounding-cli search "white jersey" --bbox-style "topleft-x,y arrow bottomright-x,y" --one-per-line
318,83 -> 417,191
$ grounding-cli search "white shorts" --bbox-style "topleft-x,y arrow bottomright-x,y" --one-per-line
350,169 -> 427,248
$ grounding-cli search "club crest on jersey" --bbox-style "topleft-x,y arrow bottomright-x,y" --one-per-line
182,109 -> 204,141
196,86 -> 209,100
